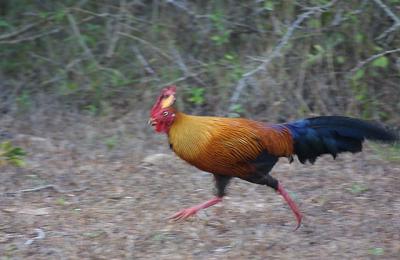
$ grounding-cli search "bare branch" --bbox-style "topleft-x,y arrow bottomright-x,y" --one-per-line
373,0 -> 400,40
161,70 -> 207,87
348,48 -> 400,76
67,11 -> 120,76
162,76 -> 190,86
228,0 -> 338,111
106,0 -> 126,58
378,24 -> 400,40
71,7 -> 114,18
170,47 -> 207,87
0,13 -> 99,45
373,0 -> 400,24
165,0 -> 196,16
0,28 -> 61,44
0,21 -> 42,41
119,32 -> 173,60
66,12 -> 98,65
171,47 -> 190,76
131,46 -> 159,79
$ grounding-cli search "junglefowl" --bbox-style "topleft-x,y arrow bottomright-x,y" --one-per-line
149,85 -> 398,229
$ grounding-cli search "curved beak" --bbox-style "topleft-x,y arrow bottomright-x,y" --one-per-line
148,117 -> 156,127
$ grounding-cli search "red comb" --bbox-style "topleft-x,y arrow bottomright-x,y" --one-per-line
150,86 -> 177,116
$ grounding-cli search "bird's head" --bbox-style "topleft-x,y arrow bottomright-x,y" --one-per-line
149,86 -> 177,133
149,107 -> 176,133
150,85 -> 176,117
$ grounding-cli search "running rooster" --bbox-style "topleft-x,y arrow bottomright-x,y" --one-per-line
149,86 -> 398,229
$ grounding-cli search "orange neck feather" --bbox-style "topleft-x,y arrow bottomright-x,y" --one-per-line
168,112 -> 219,161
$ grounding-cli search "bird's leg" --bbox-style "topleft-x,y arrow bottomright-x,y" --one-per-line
169,175 -> 232,221
263,174 -> 303,230
276,183 -> 303,230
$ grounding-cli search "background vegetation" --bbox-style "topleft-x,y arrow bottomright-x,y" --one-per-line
1,0 -> 399,124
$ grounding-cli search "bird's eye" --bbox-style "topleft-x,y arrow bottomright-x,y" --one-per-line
162,111 -> 169,117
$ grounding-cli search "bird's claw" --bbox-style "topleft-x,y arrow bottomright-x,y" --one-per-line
168,207 -> 198,221
167,197 -> 223,222
293,211 -> 303,231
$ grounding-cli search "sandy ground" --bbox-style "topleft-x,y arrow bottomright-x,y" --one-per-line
0,128 -> 399,259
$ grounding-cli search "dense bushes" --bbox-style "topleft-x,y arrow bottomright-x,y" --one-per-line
0,0 -> 399,123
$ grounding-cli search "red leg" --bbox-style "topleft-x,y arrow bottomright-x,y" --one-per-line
169,196 -> 222,221
277,183 -> 303,230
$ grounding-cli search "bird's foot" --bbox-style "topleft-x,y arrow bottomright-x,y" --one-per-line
169,207 -> 199,221
168,196 -> 223,221
277,183 -> 303,231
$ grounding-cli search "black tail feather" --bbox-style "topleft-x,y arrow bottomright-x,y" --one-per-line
284,116 -> 398,164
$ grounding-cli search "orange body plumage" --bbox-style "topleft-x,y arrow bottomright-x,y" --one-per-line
168,111 -> 293,179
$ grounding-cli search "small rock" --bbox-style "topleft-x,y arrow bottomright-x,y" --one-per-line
141,153 -> 174,166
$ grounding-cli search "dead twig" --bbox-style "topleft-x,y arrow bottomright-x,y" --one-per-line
24,228 -> 46,246
348,48 -> 400,76
16,184 -> 87,194
18,184 -> 64,193
228,0 -> 338,111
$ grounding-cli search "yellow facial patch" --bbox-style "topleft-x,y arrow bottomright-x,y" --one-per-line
161,94 -> 175,109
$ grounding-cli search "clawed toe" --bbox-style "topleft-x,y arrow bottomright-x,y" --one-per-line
168,208 -> 198,221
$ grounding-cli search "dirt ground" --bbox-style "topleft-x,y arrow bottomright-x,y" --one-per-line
1,114 -> 399,259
